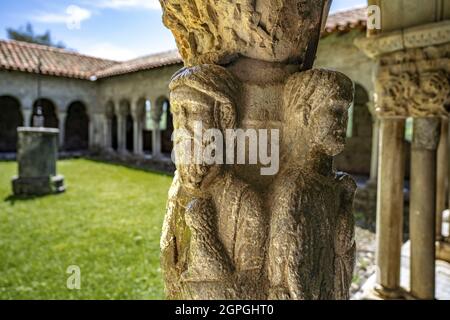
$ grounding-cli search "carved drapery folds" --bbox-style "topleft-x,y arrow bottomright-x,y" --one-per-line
159,0 -> 356,300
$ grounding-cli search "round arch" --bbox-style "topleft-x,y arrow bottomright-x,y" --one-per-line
351,83 -> 371,138
156,96 -> 173,155
32,98 -> 58,128
119,99 -> 133,152
0,95 -> 23,152
65,101 -> 89,151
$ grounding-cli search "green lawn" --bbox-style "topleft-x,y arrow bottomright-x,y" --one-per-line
0,159 -> 172,300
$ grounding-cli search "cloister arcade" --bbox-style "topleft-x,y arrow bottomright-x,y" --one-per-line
102,96 -> 173,158
0,93 -> 173,158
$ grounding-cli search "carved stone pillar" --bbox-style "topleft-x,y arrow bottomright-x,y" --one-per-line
58,112 -> 66,149
159,0 -> 357,300
436,117 -> 449,239
410,117 -> 440,300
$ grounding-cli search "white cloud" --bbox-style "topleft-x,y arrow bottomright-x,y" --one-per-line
94,0 -> 161,10
34,5 -> 91,29
81,42 -> 137,61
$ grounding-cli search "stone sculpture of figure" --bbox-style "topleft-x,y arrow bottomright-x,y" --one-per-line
268,69 -> 356,300
160,64 -> 267,300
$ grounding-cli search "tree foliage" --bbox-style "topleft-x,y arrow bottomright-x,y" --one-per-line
6,23 -> 66,48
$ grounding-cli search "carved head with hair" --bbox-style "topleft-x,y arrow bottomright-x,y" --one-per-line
170,64 -> 240,192
283,69 -> 354,158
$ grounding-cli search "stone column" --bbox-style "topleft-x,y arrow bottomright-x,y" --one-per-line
103,115 -> 112,150
117,114 -> 126,153
436,117 -> 449,239
88,114 -> 95,149
151,119 -> 161,159
133,116 -> 144,156
409,117 -> 440,300
22,109 -> 32,127
374,118 -> 406,298
150,98 -> 163,159
58,112 -> 67,149
369,117 -> 380,183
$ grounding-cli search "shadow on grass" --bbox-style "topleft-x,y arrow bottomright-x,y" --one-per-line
85,156 -> 175,177
4,192 -> 63,205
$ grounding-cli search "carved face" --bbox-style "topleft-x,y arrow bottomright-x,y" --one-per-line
309,94 -> 350,157
171,86 -> 222,192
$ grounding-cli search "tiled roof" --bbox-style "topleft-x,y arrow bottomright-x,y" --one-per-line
0,7 -> 367,80
95,50 -> 182,79
0,39 -> 118,80
324,7 -> 367,36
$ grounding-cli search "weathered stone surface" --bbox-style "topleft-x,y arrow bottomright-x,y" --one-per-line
12,127 -> 65,196
160,0 -> 330,67
375,69 -> 450,118
268,69 -> 355,300
160,0 -> 356,300
12,175 -> 65,196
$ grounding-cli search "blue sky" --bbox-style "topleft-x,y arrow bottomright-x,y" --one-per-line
0,0 -> 367,61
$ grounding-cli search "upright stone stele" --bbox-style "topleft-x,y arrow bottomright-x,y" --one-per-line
160,0 -> 356,300
12,127 -> 65,196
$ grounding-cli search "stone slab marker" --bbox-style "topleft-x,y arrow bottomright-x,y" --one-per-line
12,127 -> 65,196
159,0 -> 356,300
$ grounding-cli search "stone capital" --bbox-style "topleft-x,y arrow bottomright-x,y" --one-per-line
160,0 -> 331,67
375,69 -> 450,118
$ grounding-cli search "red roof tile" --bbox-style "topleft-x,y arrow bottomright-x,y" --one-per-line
0,7 -> 367,80
0,39 -> 118,80
95,50 -> 182,79
324,7 -> 367,36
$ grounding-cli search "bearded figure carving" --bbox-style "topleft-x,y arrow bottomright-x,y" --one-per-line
161,65 -> 267,300
268,69 -> 356,300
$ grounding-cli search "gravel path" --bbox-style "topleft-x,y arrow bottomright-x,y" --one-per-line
351,227 -> 377,298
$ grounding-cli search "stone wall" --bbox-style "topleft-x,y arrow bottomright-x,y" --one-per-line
0,70 -> 98,114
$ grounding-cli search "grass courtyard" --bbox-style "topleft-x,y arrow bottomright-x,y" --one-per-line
0,159 -> 172,300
